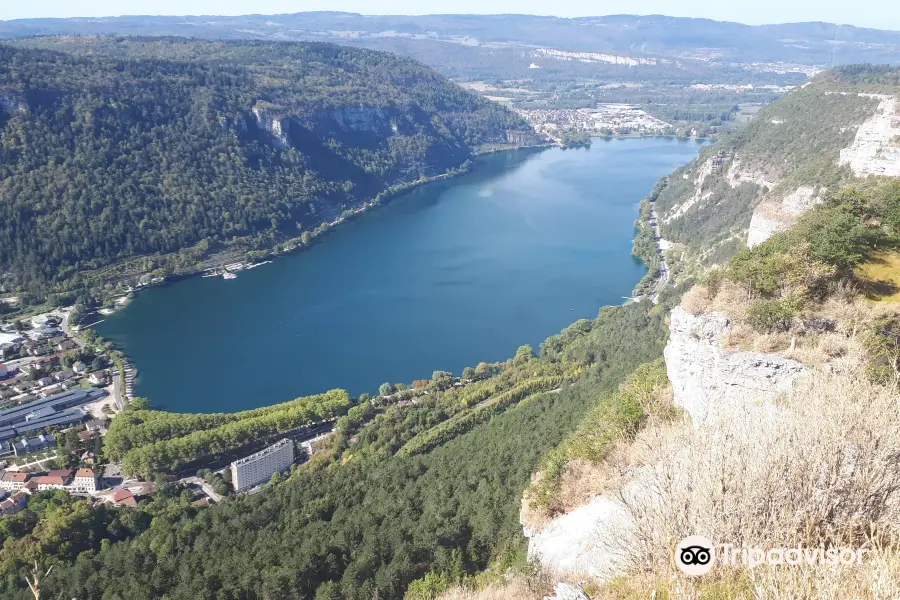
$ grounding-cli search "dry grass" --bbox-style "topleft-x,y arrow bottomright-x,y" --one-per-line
521,380 -> 676,530
588,545 -> 900,600
436,573 -> 552,600
586,367 -> 900,599
681,284 -> 715,315
676,277 -> 900,372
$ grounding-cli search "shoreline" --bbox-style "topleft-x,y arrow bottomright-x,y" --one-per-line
87,142 -> 553,319
89,137 -> 690,409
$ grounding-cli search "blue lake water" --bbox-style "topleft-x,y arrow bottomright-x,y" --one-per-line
97,137 -> 704,413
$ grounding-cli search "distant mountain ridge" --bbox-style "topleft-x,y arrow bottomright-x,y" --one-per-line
2,12 -> 899,68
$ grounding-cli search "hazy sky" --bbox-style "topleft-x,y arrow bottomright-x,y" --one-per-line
2,0 -> 898,31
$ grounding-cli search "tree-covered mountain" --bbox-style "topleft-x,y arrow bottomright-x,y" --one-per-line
652,64 -> 900,269
0,37 -> 539,291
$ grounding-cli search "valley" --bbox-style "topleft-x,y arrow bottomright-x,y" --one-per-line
0,8 -> 899,600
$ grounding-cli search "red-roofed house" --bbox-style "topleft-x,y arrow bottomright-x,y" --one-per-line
47,469 -> 74,479
32,474 -> 71,491
0,491 -> 28,516
112,488 -> 137,506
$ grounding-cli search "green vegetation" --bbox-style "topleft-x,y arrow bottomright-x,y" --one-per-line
528,358 -> 671,512
0,37 -> 535,298
398,376 -> 565,457
654,67 -> 899,267
724,181 -> 900,321
106,389 -> 351,477
0,300 -> 666,600
631,198 -> 661,295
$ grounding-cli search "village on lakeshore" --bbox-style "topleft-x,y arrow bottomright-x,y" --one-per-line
0,304 -> 328,515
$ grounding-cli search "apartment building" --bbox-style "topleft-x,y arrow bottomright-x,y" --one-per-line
230,438 -> 294,492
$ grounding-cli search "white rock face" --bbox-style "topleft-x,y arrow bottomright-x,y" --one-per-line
746,185 -> 823,247
328,107 -> 390,132
665,157 -> 715,223
251,107 -> 290,149
839,95 -> 900,178
726,158 -> 777,189
664,307 -> 807,424
543,583 -> 590,600
526,305 -> 809,582
526,496 -> 631,580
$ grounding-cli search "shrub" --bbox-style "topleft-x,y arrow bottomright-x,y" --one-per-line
744,298 -> 797,332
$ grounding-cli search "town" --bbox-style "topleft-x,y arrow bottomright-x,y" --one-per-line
516,104 -> 673,143
0,308 -> 320,516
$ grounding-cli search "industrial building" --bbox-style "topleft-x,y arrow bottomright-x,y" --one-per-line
230,438 -> 294,492
0,388 -> 104,440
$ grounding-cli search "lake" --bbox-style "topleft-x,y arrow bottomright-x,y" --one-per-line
97,137 -> 704,413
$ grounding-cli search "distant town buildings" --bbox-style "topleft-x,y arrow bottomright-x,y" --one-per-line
517,105 -> 671,143
230,438 -> 294,492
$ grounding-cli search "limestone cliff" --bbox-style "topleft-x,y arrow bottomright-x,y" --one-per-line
663,307 -> 807,423
746,185 -> 824,247
839,94 -> 900,178
524,305 -> 808,580
653,70 -> 889,265
251,106 -> 291,149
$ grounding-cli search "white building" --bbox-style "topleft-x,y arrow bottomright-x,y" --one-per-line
0,471 -> 29,491
72,468 -> 97,494
30,315 -> 53,329
230,439 -> 294,492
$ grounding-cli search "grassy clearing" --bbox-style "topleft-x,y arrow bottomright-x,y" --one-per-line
856,250 -> 900,302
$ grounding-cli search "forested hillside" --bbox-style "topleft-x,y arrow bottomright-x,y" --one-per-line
0,298 -> 672,600
0,37 -> 538,292
652,65 -> 900,269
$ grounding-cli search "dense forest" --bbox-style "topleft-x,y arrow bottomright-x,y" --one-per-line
0,298 -> 673,600
0,38 -> 538,293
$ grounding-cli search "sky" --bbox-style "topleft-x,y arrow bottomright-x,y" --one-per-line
2,0 -> 899,31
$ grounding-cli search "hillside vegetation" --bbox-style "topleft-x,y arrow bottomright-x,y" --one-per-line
0,298 -> 674,600
653,65 -> 900,268
472,66 -> 900,600
0,37 -> 536,296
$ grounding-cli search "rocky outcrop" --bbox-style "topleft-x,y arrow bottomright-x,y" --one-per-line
543,583 -> 590,600
251,106 -> 291,148
505,129 -> 547,147
327,106 -> 391,133
839,94 -> 900,178
664,157 -> 716,223
525,497 -> 630,580
747,185 -> 823,247
726,158 -> 777,190
525,305 -> 809,583
664,306 -> 807,424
